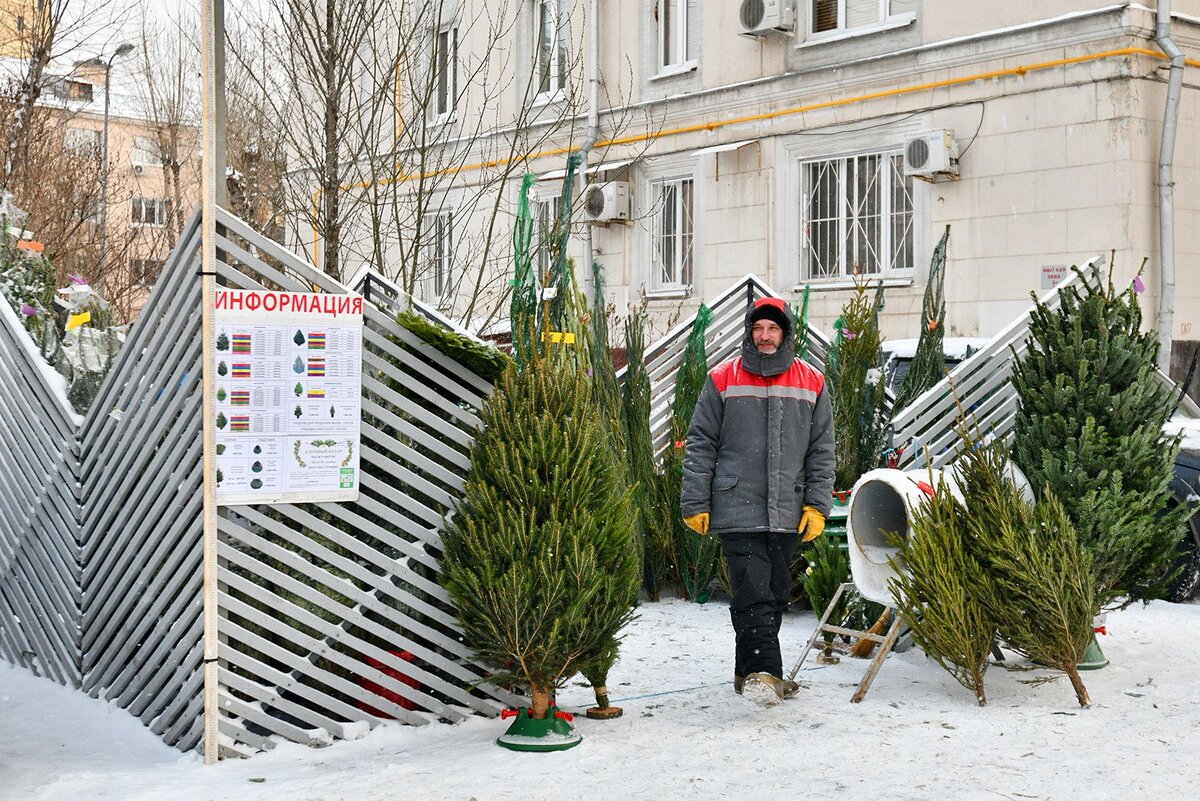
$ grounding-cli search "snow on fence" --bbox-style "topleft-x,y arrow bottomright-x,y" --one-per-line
0,207 -> 518,758
637,274 -> 832,457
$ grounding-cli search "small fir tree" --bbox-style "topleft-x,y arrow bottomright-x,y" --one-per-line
216,387 -> 227,402
294,330 -> 306,346
894,226 -> 951,411
294,382 -> 303,397
215,412 -> 227,429
666,304 -> 720,602
827,279 -> 890,491
217,360 -> 228,377
955,431 -> 1096,707
890,467 -> 994,706
440,352 -> 639,720
1012,264 -> 1191,607
216,332 -> 230,351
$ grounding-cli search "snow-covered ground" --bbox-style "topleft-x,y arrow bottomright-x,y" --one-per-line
3,598 -> 1199,801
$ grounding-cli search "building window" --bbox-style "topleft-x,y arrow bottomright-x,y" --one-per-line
64,127 -> 101,156
534,0 -> 567,99
800,150 -> 914,279
67,80 -> 94,103
423,211 -> 455,309
433,25 -> 458,121
533,193 -> 562,280
131,136 -> 158,166
131,197 -> 172,227
657,0 -> 689,70
810,0 -> 917,36
129,258 -> 163,288
651,177 -> 694,291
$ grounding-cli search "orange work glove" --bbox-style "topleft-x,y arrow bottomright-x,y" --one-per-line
683,512 -> 710,535
798,506 -> 825,542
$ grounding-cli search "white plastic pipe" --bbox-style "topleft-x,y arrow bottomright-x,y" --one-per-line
846,464 -> 1034,606
1155,1 -> 1184,373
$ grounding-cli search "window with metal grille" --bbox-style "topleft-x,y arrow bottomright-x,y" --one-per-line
801,152 -> 913,279
657,0 -> 689,70
534,0 -> 567,99
651,177 -> 694,290
433,26 -> 458,120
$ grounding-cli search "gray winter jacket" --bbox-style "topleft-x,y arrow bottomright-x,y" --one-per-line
680,323 -> 835,534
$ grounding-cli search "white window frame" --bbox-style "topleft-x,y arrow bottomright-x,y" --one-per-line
423,210 -> 455,310
131,135 -> 158,167
805,0 -> 917,44
797,148 -> 916,282
649,175 -> 695,294
532,0 -> 567,103
129,257 -> 162,289
64,126 -> 100,156
131,196 -> 172,228
432,24 -> 458,124
530,186 -> 563,282
656,0 -> 691,73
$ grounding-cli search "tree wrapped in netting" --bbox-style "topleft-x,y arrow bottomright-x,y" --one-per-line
893,225 -> 951,411
662,304 -> 720,602
440,346 -> 640,720
1012,263 -> 1191,608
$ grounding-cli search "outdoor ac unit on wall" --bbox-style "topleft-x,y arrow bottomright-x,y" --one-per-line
580,182 -> 629,224
739,0 -> 794,36
902,130 -> 960,181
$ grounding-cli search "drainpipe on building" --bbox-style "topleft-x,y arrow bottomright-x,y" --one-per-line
1155,0 -> 1185,373
580,0 -> 600,306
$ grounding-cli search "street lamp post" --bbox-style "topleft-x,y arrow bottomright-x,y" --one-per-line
97,42 -> 134,281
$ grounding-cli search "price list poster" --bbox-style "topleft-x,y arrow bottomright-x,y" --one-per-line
212,287 -> 364,505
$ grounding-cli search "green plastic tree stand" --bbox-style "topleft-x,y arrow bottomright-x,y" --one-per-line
495,706 -> 582,752
1077,635 -> 1109,671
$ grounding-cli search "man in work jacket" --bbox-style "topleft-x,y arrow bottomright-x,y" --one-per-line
681,296 -> 835,707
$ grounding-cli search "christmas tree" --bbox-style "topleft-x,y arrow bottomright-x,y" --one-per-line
890,467 -> 993,705
826,279 -> 890,491
621,310 -> 666,599
1012,264 -> 1191,607
893,226 -> 951,411
440,349 -> 639,721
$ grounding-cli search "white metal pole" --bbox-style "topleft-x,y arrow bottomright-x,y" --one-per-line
200,0 -> 221,765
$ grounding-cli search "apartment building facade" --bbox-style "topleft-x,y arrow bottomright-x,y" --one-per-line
321,1 -> 1200,375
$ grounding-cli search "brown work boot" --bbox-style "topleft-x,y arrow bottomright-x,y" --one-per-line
781,677 -> 800,699
733,674 -> 745,695
741,672 -> 785,707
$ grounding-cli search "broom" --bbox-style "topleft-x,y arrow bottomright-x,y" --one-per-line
848,608 -> 891,659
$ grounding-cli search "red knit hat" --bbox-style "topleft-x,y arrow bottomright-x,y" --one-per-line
748,297 -> 791,335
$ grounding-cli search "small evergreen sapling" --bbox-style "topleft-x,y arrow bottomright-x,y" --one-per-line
890,468 -> 993,706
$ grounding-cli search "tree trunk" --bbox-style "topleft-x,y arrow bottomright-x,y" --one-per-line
973,667 -> 987,707
529,683 -> 553,720
1064,664 -> 1091,707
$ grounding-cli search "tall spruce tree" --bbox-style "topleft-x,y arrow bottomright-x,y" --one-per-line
1012,265 -> 1190,607
440,349 -> 640,720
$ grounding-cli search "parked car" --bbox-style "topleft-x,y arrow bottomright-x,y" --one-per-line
1163,418 -> 1200,601
881,337 -> 990,396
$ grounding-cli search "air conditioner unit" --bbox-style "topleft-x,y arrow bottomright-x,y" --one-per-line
580,182 -> 629,224
132,163 -> 146,176
902,130 -> 959,180
739,0 -> 794,36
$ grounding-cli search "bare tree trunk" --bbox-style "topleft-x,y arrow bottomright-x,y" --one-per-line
1065,664 -> 1091,707
529,683 -> 553,720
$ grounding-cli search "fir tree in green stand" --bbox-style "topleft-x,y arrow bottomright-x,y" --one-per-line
441,350 -> 639,726
894,225 -> 951,412
1012,264 -> 1192,608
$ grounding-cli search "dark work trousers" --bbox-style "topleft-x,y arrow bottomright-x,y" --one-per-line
719,531 -> 799,679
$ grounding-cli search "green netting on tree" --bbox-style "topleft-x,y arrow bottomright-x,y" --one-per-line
793,285 -> 812,362
396,309 -> 510,384
1011,263 -> 1193,608
666,304 -> 721,602
545,153 -> 583,334
510,173 -> 537,369
894,225 -> 951,411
